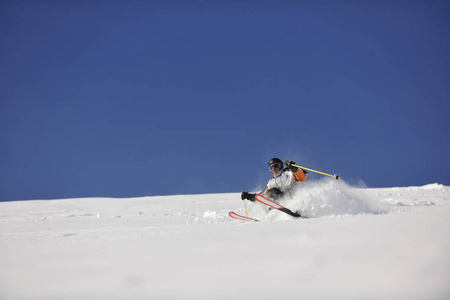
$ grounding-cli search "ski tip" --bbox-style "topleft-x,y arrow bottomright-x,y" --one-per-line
229,211 -> 258,222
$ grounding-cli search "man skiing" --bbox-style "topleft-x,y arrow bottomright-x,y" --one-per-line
241,158 -> 308,203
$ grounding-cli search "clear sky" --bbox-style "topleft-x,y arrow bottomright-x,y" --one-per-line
1,1 -> 449,201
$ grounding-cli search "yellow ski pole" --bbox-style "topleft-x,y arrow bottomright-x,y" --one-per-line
292,164 -> 340,180
244,199 -> 249,217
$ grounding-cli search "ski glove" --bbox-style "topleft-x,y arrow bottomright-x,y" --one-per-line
284,160 -> 295,167
241,192 -> 256,202
284,160 -> 298,172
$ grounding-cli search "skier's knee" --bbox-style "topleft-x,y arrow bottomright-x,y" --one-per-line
268,188 -> 283,200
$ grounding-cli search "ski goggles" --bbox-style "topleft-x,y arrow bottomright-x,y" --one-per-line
269,163 -> 282,171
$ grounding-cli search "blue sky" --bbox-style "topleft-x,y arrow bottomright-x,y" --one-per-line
1,1 -> 449,201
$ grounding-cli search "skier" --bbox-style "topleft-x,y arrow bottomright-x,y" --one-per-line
241,158 -> 308,203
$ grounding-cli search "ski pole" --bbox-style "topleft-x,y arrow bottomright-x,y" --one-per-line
292,164 -> 340,180
244,199 -> 249,217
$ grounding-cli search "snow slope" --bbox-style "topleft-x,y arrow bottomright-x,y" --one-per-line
1,180 -> 449,300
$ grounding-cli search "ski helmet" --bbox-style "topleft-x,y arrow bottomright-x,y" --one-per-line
268,158 -> 283,171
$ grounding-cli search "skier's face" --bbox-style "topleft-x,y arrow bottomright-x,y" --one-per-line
269,163 -> 282,175
271,167 -> 281,175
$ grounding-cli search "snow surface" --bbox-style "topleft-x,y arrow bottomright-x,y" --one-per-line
1,180 -> 449,300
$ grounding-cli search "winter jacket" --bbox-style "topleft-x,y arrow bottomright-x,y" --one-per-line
266,169 -> 296,193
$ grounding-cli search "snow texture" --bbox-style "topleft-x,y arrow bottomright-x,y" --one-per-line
1,181 -> 449,299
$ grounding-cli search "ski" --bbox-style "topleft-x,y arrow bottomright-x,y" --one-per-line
255,194 -> 302,218
229,211 -> 258,222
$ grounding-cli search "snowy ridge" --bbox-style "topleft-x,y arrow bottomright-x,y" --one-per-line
1,182 -> 449,299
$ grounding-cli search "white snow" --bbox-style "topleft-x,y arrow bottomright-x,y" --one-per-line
1,180 -> 449,300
